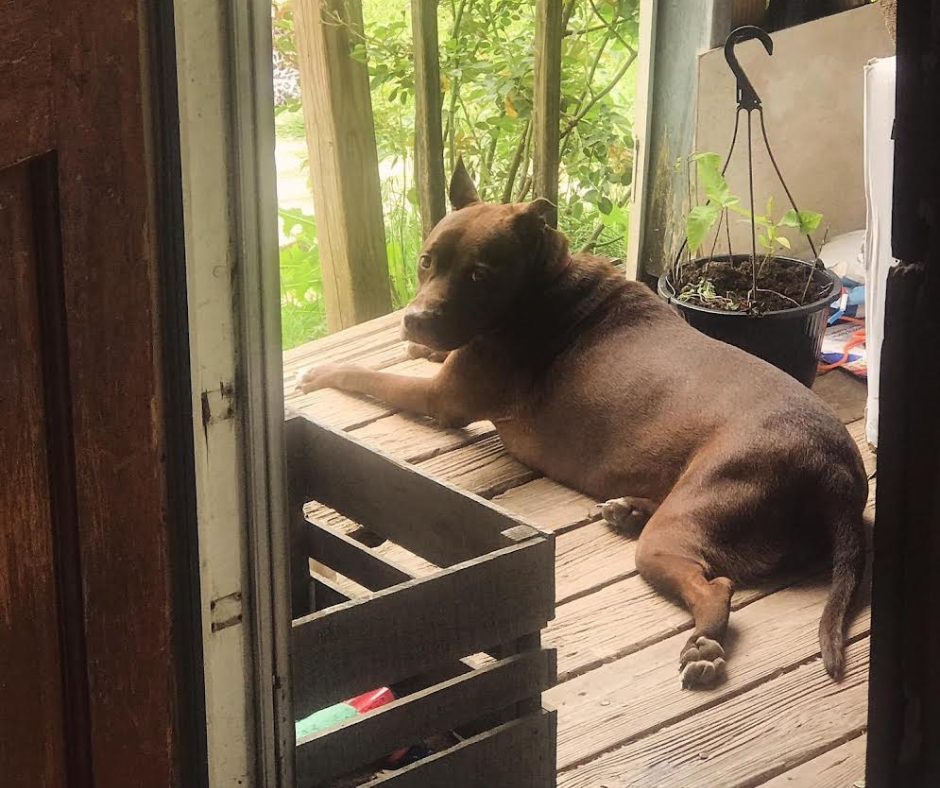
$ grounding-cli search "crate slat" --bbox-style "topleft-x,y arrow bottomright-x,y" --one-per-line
364,709 -> 557,787
303,568 -> 497,695
292,538 -> 555,715
310,570 -> 348,610
307,519 -> 414,591
296,648 -> 556,784
286,416 -> 539,566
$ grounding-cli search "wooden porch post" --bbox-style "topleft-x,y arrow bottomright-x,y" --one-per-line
294,0 -> 392,331
411,0 -> 447,238
532,0 -> 563,223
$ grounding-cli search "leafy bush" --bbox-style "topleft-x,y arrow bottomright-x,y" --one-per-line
274,0 -> 640,348
278,208 -> 328,348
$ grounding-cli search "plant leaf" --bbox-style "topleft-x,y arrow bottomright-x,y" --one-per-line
694,154 -> 736,208
777,236 -> 791,249
686,204 -> 720,253
781,208 -> 823,234
797,209 -> 823,234
689,152 -> 721,167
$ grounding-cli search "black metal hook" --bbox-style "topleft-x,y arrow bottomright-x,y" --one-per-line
724,26 -> 773,111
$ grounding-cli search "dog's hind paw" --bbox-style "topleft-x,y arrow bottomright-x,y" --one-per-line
599,496 -> 658,532
679,636 -> 727,690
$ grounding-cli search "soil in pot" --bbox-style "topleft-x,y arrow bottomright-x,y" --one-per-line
675,255 -> 832,313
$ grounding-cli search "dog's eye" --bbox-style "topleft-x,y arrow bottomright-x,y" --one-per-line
470,266 -> 488,283
419,254 -> 432,270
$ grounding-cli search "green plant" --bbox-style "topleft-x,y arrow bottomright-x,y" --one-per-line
676,151 -> 823,311
278,208 -> 328,349
274,108 -> 307,141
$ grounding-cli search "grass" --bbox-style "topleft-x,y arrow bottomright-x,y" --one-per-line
274,108 -> 307,141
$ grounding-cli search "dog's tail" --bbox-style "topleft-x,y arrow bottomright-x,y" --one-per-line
819,508 -> 866,679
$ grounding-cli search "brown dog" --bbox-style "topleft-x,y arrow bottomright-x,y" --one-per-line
297,159 -> 868,689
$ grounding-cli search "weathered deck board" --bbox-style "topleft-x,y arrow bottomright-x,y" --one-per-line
417,435 -> 540,498
351,415 -> 493,464
546,572 -> 799,681
285,331 -> 404,379
558,638 -> 869,788
555,521 -> 637,605
758,734 -> 867,788
285,318 -> 876,783
492,477 -> 600,534
286,358 -> 438,432
813,370 -> 867,424
548,573 -> 871,770
283,310 -> 402,365
846,418 -> 875,474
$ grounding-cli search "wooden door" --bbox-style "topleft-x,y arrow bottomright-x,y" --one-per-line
0,1 -> 180,786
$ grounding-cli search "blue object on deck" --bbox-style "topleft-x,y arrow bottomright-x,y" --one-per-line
829,281 -> 866,325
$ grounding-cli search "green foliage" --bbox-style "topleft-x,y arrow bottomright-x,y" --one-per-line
686,205 -> 721,257
677,151 -> 825,309
692,152 -> 738,209
273,0 -> 640,348
278,207 -> 328,349
779,208 -> 823,235
274,108 -> 307,141
682,151 -> 822,260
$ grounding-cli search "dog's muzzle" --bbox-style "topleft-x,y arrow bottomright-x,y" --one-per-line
401,306 -> 443,345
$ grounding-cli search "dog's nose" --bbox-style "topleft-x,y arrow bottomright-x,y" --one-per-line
402,307 -> 439,336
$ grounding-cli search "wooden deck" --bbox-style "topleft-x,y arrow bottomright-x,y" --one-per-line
284,310 -> 875,787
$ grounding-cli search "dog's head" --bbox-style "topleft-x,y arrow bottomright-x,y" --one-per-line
401,158 -> 565,350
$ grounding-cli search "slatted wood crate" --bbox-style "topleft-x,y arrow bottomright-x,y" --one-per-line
285,414 -> 558,787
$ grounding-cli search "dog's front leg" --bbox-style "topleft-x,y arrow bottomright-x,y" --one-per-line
296,363 -> 475,428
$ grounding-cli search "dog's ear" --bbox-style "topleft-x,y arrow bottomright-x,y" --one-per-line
449,156 -> 481,210
523,197 -> 557,227
515,197 -> 558,234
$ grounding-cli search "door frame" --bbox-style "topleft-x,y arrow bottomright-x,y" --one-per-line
171,0 -> 293,785
151,0 -> 209,784
229,0 -> 296,783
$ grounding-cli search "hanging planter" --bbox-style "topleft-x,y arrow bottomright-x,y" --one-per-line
658,26 -> 840,388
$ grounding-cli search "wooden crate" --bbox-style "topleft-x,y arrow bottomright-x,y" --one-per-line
285,414 -> 558,787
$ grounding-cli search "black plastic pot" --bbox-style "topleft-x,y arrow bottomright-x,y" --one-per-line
658,255 -> 841,387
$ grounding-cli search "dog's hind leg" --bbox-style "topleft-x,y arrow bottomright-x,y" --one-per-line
635,514 -> 733,689
599,496 -> 659,533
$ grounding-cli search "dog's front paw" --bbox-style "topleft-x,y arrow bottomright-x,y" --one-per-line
403,340 -> 432,359
403,341 -> 449,363
296,364 -> 341,394
679,636 -> 727,689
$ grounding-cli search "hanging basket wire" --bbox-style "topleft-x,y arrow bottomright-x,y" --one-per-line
670,26 -> 824,312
